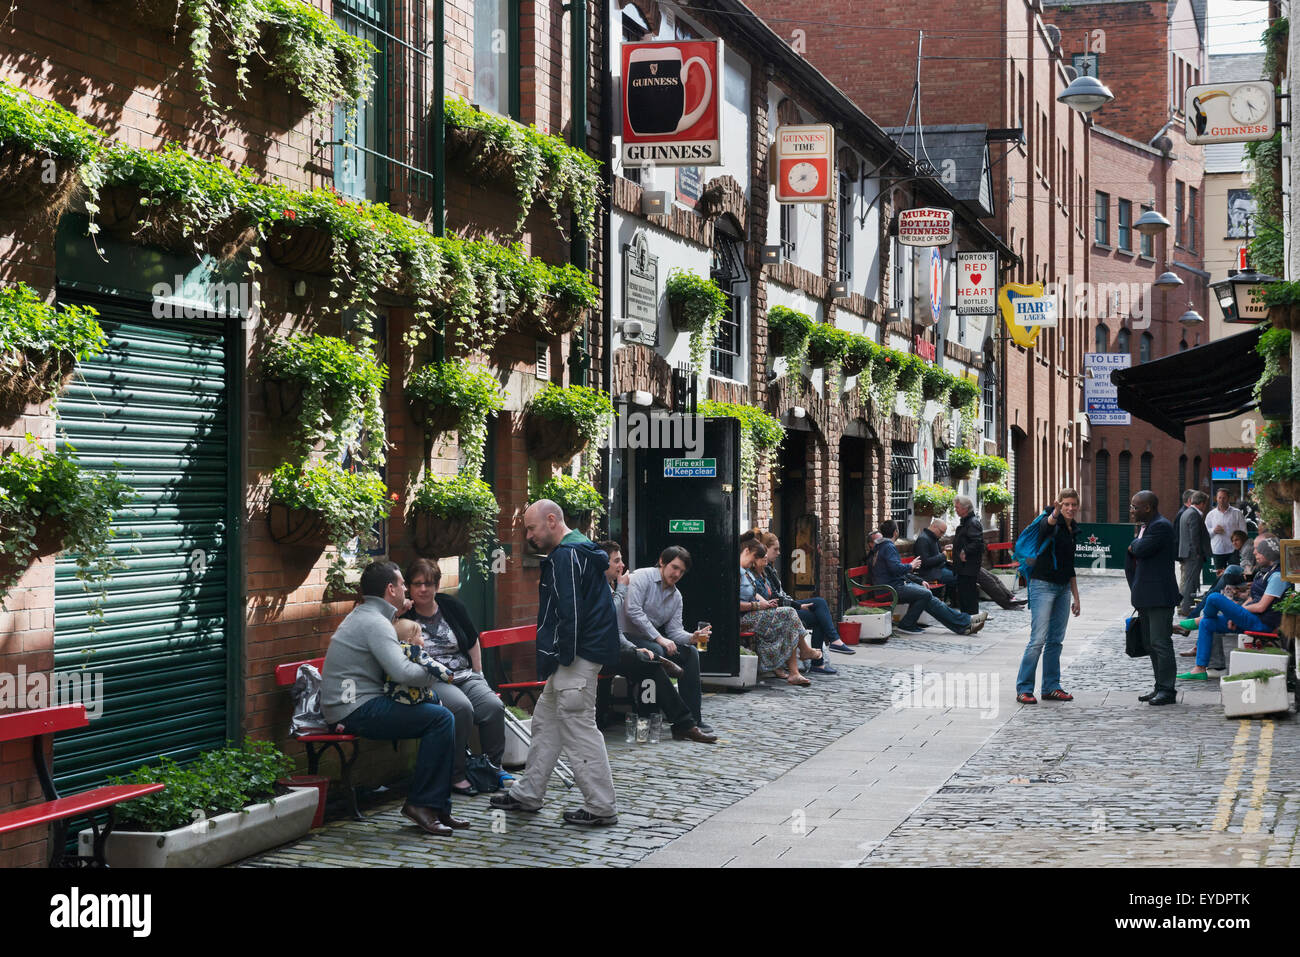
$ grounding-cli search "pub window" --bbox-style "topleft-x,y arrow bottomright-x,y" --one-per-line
890,443 -> 918,526
1096,450 -> 1109,523
710,230 -> 747,381
1141,451 -> 1153,490
779,203 -> 797,258
474,0 -> 518,119
1139,332 -> 1152,363
1094,323 -> 1108,353
1187,187 -> 1198,252
1072,52 -> 1100,79
1193,455 -> 1201,489
1140,204 -> 1154,257
982,364 -> 996,437
1175,180 -> 1185,246
1179,454 -> 1187,491
838,171 -> 853,284
1115,327 -> 1130,353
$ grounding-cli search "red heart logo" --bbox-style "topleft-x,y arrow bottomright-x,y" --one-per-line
971,271 -> 982,285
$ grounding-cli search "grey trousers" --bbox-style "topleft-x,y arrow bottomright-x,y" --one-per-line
509,657 -> 617,817
1140,607 -> 1176,695
1178,556 -> 1204,617
437,673 -> 506,779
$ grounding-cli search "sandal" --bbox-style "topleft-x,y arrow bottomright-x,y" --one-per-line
1041,689 -> 1073,702
1016,692 -> 1037,704
786,674 -> 811,687
773,668 -> 790,680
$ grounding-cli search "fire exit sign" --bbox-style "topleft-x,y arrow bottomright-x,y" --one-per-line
668,519 -> 705,534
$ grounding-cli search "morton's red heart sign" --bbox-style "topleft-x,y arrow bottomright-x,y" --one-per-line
957,251 -> 997,316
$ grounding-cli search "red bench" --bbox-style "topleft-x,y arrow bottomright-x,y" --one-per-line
843,564 -> 898,612
275,658 -> 361,821
987,543 -> 1017,571
0,705 -> 164,866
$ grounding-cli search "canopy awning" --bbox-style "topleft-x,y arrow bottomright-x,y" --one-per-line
1111,327 -> 1264,442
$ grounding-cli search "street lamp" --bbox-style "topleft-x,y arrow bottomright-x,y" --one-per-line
1178,302 -> 1205,327
1209,267 -> 1279,324
1134,208 -> 1171,235
1153,269 -> 1183,288
1057,75 -> 1114,113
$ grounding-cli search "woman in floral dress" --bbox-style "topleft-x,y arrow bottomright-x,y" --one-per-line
739,540 -> 820,686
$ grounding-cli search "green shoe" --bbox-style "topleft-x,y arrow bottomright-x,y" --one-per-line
1177,671 -> 1208,681
1178,618 -> 1196,631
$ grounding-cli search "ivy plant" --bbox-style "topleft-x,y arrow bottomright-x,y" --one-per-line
0,283 -> 106,402
525,383 -> 614,481
842,334 -> 876,382
978,482 -> 1013,510
1254,326 -> 1289,403
269,460 -> 393,595
666,269 -> 728,376
409,472 -> 501,572
767,305 -> 813,375
444,97 -> 601,242
262,333 -> 388,466
0,437 -> 133,614
533,474 -> 606,521
405,361 -> 504,475
698,399 -> 784,498
0,79 -> 104,164
977,454 -> 1010,481
920,364 -> 952,404
948,446 -> 978,479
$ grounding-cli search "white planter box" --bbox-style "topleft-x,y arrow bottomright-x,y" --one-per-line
503,718 -> 532,769
1221,675 -> 1290,718
78,786 -> 317,868
1230,649 -> 1292,675
847,612 -> 892,641
894,604 -> 935,627
702,653 -> 759,690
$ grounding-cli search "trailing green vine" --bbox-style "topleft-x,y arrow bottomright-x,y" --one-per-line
0,283 -> 106,404
444,97 -> 602,241
666,269 -> 728,376
767,305 -> 812,377
0,79 -> 104,164
405,361 -> 504,476
1254,326 -> 1289,403
698,398 -> 784,498
532,474 -> 606,522
524,383 -> 614,482
409,473 -> 500,573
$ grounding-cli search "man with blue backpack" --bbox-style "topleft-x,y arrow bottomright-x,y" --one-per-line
1014,489 -> 1082,705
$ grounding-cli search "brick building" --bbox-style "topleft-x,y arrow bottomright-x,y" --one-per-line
746,0 -> 1094,532
0,0 -> 600,866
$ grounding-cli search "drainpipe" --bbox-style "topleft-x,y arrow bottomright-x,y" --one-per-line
599,0 -> 615,511
568,0 -> 591,387
432,0 -> 446,362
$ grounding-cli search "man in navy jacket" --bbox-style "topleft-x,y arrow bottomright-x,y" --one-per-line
1126,490 -> 1181,706
491,500 -> 621,825
873,520 -> 985,635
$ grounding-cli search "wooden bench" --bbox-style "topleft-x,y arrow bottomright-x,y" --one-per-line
274,658 -> 362,821
0,705 -> 164,866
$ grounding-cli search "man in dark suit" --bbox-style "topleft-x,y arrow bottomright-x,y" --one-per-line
1126,490 -> 1181,706
1177,491 -> 1211,617
951,496 -> 985,615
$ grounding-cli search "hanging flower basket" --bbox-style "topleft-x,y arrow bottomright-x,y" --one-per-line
266,503 -> 330,548
524,412 -> 588,463
444,126 -> 515,184
409,510 -> 472,558
1268,303 -> 1300,333
0,142 -> 80,222
1260,479 -> 1300,511
95,183 -> 256,260
261,376 -> 306,423
512,297 -> 587,338
409,398 -> 462,436
1280,613 -> 1299,641
0,349 -> 76,410
265,221 -> 336,275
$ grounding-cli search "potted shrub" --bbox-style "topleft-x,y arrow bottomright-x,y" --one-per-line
82,739 -> 317,868
523,383 -> 613,464
1263,280 -> 1300,333
408,472 -> 500,569
844,604 -> 892,643
698,398 -> 784,500
948,446 -> 978,481
534,474 -> 605,534
0,440 -> 132,613
893,353 -> 924,391
978,454 -> 1009,482
979,482 -> 1013,516
268,460 -> 393,594
261,333 -> 388,466
767,304 -> 813,373
806,323 -> 851,369
0,80 -> 103,222
1254,446 -> 1300,510
0,283 -> 106,414
405,361 -> 504,474
665,269 -> 728,374
949,378 -> 979,411
911,481 -> 955,518
842,333 -> 876,378
1222,669 -> 1289,718
920,364 -> 952,402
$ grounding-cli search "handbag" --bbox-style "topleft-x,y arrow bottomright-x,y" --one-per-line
465,753 -> 506,793
1124,609 -> 1148,658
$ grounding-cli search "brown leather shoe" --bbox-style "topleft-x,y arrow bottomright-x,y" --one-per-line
401,802 -> 454,835
656,657 -> 685,679
671,725 -> 718,743
436,809 -> 472,830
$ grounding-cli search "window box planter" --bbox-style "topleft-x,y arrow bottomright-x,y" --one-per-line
265,221 -> 336,275
266,502 -> 330,548
1221,671 -> 1289,718
409,510 -> 472,559
702,653 -> 759,690
77,785 -> 318,868
511,297 -> 587,338
444,125 -> 516,184
0,141 -> 80,222
523,411 -> 588,463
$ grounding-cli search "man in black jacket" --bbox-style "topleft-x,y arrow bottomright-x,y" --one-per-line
1127,490 -> 1182,706
951,496 -> 985,615
914,519 -> 956,588
491,500 -> 622,825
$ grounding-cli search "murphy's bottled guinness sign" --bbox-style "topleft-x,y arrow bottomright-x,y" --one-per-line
621,39 -> 723,167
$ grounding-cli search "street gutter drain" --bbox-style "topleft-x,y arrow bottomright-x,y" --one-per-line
938,786 -> 996,794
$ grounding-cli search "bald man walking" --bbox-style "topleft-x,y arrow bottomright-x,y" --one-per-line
490,499 -> 622,825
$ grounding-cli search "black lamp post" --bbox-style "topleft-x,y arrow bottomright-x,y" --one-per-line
1210,267 -> 1279,324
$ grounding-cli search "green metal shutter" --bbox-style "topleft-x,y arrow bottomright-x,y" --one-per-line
53,295 -> 233,793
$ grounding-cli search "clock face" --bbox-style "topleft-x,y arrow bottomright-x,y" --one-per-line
1229,85 -> 1270,124
787,161 -> 820,194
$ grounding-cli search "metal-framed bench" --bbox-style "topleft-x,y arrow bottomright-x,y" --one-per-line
274,658 -> 362,821
0,705 -> 164,866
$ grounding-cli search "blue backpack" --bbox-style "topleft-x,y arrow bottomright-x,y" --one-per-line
1013,509 -> 1057,584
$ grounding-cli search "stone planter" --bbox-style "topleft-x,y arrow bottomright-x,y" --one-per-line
702,653 -> 759,690
410,510 -> 472,558
1229,648 -> 1291,676
846,610 -> 892,642
267,503 -> 330,548
502,717 -> 532,768
77,786 -> 317,868
524,413 -> 587,463
0,142 -> 80,223
1221,673 -> 1289,718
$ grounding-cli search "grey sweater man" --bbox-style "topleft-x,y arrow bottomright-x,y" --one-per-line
322,596 -> 437,724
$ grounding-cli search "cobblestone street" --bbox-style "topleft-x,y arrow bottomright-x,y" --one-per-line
241,577 -> 1300,868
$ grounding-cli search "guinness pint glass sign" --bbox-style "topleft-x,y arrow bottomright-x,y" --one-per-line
621,39 -> 723,167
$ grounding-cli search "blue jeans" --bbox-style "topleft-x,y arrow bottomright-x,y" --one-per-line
1017,579 -> 1071,694
896,581 -> 972,633
340,695 -> 455,811
1190,565 -> 1244,617
796,596 -> 838,648
1196,593 -> 1267,667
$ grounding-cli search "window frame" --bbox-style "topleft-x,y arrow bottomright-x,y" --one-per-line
473,0 -> 521,120
1117,199 -> 1132,251
1094,191 -> 1110,245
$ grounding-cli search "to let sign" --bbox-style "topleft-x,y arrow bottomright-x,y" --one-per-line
956,251 -> 997,315
774,124 -> 834,203
898,207 -> 953,246
621,39 -> 724,167
1084,352 -> 1131,425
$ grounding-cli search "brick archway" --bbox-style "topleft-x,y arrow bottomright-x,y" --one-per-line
612,343 -> 674,407
700,174 -> 748,234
